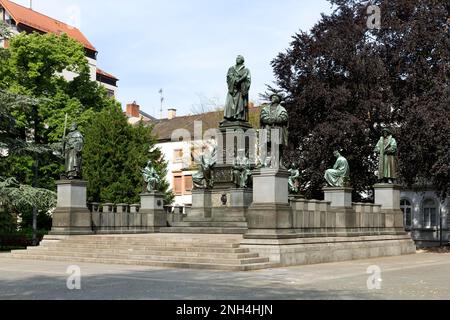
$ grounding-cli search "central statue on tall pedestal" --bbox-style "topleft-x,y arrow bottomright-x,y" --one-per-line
223,55 -> 251,123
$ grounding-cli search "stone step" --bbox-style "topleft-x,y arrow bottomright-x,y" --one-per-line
60,233 -> 242,243
159,227 -> 247,235
9,253 -> 274,270
25,247 -> 259,259
36,243 -> 250,254
40,240 -> 242,249
9,234 -> 276,271
12,251 -> 268,265
56,236 -> 243,245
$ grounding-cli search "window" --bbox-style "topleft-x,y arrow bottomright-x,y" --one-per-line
106,89 -> 115,98
184,175 -> 193,194
173,176 -> 182,196
174,149 -> 183,163
5,12 -> 12,25
400,199 -> 412,230
423,199 -> 437,228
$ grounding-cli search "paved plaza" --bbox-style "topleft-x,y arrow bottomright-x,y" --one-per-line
0,252 -> 449,300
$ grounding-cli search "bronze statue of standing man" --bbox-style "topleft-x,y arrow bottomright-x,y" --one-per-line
260,93 -> 289,168
63,123 -> 84,180
223,55 -> 251,123
374,128 -> 398,184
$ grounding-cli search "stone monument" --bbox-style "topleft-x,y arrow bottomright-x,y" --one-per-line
323,150 -> 352,208
50,123 -> 93,235
245,93 -> 293,239
374,129 -> 403,230
260,93 -> 289,168
140,161 -> 166,232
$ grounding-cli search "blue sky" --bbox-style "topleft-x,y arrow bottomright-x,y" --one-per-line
12,0 -> 333,118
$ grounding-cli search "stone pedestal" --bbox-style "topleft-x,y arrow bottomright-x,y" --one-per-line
253,169 -> 290,204
374,184 -> 404,229
323,187 -> 356,230
210,188 -> 253,221
323,187 -> 353,208
245,169 -> 295,239
374,184 -> 401,210
140,192 -> 167,232
185,190 -> 212,221
50,180 -> 93,235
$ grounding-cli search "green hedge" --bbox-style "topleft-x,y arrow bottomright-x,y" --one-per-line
0,230 -> 46,251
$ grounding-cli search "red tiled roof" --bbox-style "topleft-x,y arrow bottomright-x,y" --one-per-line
151,106 -> 261,142
96,67 -> 118,81
0,0 -> 96,51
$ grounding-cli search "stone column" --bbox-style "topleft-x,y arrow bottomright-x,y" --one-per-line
140,192 -> 167,232
374,184 -> 404,230
50,180 -> 93,235
245,168 -> 295,239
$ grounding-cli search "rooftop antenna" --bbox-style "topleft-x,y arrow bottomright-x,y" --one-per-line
158,88 -> 164,119
29,0 -> 33,10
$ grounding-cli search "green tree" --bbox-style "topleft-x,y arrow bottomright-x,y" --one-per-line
0,32 -> 115,188
83,105 -> 173,205
0,90 -> 56,234
0,29 -> 117,234
271,0 -> 449,199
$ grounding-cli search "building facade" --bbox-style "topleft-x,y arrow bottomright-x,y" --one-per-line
400,189 -> 449,247
0,0 -> 118,95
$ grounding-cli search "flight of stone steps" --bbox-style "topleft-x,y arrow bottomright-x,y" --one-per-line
9,234 -> 277,271
161,221 -> 248,234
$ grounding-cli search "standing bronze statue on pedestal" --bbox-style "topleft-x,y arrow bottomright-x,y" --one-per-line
374,128 -> 398,184
223,55 -> 251,123
62,123 -> 84,180
260,93 -> 289,168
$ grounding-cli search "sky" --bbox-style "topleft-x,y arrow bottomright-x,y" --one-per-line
12,0 -> 333,118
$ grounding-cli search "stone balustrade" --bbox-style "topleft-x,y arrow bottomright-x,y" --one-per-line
290,197 -> 398,237
88,202 -> 147,234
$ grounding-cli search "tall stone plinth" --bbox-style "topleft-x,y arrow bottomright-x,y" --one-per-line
323,187 -> 356,231
184,190 -> 212,221
374,184 -> 404,230
50,180 -> 93,235
140,192 -> 167,232
245,169 -> 295,239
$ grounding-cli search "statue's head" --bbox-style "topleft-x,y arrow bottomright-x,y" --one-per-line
333,150 -> 341,158
382,128 -> 392,137
236,55 -> 245,65
270,93 -> 282,104
70,123 -> 78,131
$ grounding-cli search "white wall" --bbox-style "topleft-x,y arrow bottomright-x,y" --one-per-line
156,140 -> 195,207
100,81 -> 118,97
